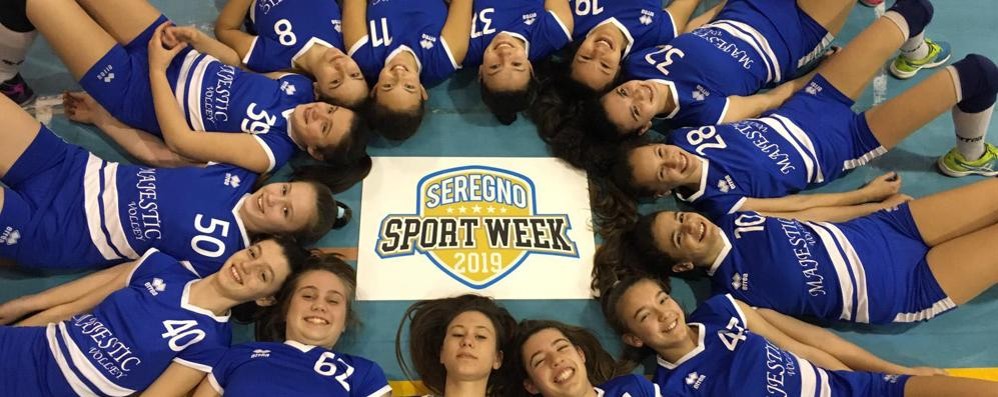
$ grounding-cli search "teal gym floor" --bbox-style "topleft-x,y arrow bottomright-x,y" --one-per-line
2,0 -> 997,390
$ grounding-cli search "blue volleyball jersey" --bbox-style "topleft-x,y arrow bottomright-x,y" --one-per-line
347,0 -> 458,86
665,116 -> 824,219
654,295 -> 909,397
173,51 -> 315,171
708,211 -> 944,324
45,249 -> 232,396
596,374 -> 663,396
570,0 -> 677,57
244,0 -> 345,72
208,341 -> 392,396
84,160 -> 255,276
464,0 -> 572,67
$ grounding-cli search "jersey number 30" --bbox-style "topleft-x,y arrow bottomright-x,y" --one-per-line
314,352 -> 356,390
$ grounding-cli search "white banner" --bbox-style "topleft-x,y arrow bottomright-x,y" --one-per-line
357,157 -> 596,300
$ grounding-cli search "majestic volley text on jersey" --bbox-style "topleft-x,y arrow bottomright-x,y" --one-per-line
570,0 -> 678,59
244,0 -> 345,72
653,295 -> 911,396
623,0 -> 832,127
0,126 -> 254,274
208,341 -> 392,396
464,0 -> 572,67
348,0 -> 458,86
707,210 -> 954,324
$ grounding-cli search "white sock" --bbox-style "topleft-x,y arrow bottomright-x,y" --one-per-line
900,32 -> 928,61
883,11 -> 910,42
0,24 -> 36,82
953,105 -> 994,160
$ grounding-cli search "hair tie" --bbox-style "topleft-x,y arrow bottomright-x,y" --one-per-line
336,204 -> 347,220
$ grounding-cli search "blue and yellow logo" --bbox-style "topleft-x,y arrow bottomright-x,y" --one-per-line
376,166 -> 579,288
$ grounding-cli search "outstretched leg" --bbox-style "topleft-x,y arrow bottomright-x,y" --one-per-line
25,0 -> 116,79
0,94 -> 42,178
905,374 -> 998,396
74,0 -> 161,46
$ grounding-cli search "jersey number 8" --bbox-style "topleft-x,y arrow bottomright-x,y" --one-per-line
274,19 -> 297,46
314,352 -> 356,390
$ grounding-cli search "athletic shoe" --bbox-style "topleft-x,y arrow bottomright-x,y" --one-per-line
937,143 -> 998,177
0,73 -> 35,107
889,39 -> 952,79
859,0 -> 884,6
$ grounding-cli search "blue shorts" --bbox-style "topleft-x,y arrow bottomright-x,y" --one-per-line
79,15 -> 190,136
772,74 -> 885,185
0,325 -> 76,396
0,127 -> 110,269
831,370 -> 911,397
718,0 -> 832,82
839,203 -> 954,324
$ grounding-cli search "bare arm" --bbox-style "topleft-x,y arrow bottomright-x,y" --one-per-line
721,68 -> 817,123
545,0 -> 574,34
755,308 -> 942,375
214,0 -> 257,62
664,0 -> 704,34
440,0 -> 474,65
683,0 -> 726,33
16,262 -> 136,326
735,300 -> 850,371
741,172 -> 902,216
142,363 -> 208,397
164,25 -> 243,67
63,92 -> 202,168
191,376 -> 222,397
148,25 -> 274,173
341,0 -> 368,51
756,202 -> 889,223
0,264 -> 127,325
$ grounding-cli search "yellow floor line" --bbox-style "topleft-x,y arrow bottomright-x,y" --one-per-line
389,369 -> 998,396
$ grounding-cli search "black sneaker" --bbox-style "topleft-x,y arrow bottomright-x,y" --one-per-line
0,73 -> 35,106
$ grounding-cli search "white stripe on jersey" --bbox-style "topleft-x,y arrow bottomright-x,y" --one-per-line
439,36 -> 460,71
842,145 -> 887,171
805,222 -> 855,322
798,33 -> 835,69
186,54 -> 215,131
815,221 -> 870,323
242,36 -> 260,65
795,354 -> 832,397
208,373 -> 224,394
46,324 -> 99,397
83,155 -> 120,261
893,297 -> 957,323
174,50 -> 199,123
100,162 -> 139,259
173,357 -> 213,373
56,322 -> 136,396
708,20 -> 781,84
547,10 -> 573,41
762,115 -> 826,184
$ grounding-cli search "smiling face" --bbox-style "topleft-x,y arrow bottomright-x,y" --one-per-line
242,182 -> 320,235
649,211 -> 722,269
571,26 -> 625,92
601,80 -> 670,136
374,53 -> 428,113
312,46 -> 368,107
284,270 -> 350,348
439,310 -> 503,383
522,328 -> 590,397
289,102 -> 357,160
628,144 -> 700,196
480,33 -> 532,93
616,279 -> 691,352
217,239 -> 293,302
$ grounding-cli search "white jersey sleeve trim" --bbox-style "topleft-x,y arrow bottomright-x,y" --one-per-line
365,384 -> 394,397
348,35 -> 369,56
126,248 -> 162,286
291,37 -> 335,68
242,35 -> 260,65
57,322 -> 136,396
186,54 -> 216,132
716,97 -> 730,124
654,383 -> 663,397
727,196 -> 748,214
656,322 -> 706,369
439,36 -> 460,71
663,9 -> 678,40
208,372 -> 224,393
723,294 -> 748,327
46,325 -> 100,397
649,79 -> 681,119
252,135 -> 278,173
179,260 -> 202,278
893,297 -> 957,323
547,10 -> 573,41
174,357 -> 214,373
173,50 -> 199,124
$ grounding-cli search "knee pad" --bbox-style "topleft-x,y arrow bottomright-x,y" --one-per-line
0,0 -> 33,33
888,0 -> 934,38
954,54 -> 998,113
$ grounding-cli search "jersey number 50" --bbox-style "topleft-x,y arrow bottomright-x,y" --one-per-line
191,214 -> 230,258
314,352 -> 356,390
